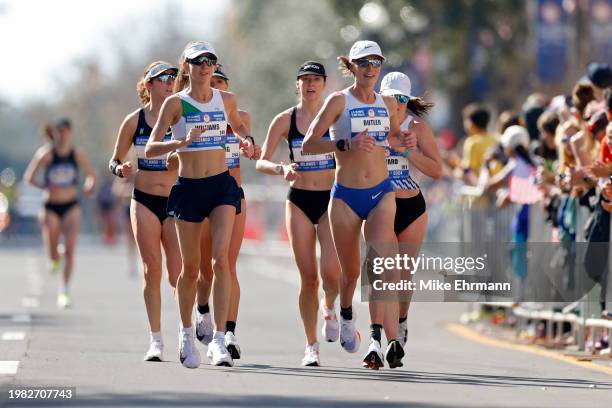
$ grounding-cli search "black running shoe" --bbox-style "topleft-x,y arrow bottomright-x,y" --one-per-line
385,340 -> 405,369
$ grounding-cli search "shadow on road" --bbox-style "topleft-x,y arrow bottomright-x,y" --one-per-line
218,364 -> 612,390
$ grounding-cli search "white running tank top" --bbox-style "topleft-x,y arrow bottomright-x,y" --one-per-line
330,89 -> 390,148
386,115 -> 419,190
171,88 -> 227,153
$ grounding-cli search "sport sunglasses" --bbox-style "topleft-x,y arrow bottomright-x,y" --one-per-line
187,55 -> 218,67
354,58 -> 383,68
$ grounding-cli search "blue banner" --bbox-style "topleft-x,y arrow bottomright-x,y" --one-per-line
536,0 -> 567,83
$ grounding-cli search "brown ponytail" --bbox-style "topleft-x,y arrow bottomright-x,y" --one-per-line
337,56 -> 354,77
406,96 -> 434,117
41,123 -> 55,141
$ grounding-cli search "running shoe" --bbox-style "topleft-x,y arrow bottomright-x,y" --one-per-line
178,328 -> 201,369
397,319 -> 408,348
57,293 -> 71,309
339,310 -> 361,353
302,342 -> 320,367
225,331 -> 241,360
209,332 -> 233,367
362,338 -> 384,370
50,259 -> 60,275
320,298 -> 339,342
385,339 -> 405,369
196,310 -> 213,345
144,337 -> 163,362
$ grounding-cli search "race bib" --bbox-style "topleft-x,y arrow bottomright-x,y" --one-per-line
48,164 -> 77,187
179,111 -> 227,151
290,135 -> 335,171
225,132 -> 240,169
134,133 -> 171,170
385,147 -> 410,181
349,107 -> 390,146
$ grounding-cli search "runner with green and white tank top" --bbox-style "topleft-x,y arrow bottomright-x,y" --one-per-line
145,41 -> 255,369
194,66 -> 262,361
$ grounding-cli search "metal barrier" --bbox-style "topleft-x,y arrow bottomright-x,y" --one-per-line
453,186 -> 611,354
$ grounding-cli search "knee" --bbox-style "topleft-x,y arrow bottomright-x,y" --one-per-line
211,252 -> 230,273
181,262 -> 200,281
301,274 -> 319,292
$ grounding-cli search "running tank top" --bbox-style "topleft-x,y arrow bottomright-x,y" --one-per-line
45,148 -> 79,188
329,89 -> 390,147
225,124 -> 240,169
386,115 -> 419,190
171,88 -> 227,153
288,107 -> 335,171
133,109 -> 172,171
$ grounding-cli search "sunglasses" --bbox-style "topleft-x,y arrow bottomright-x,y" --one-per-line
354,58 -> 383,68
154,74 -> 176,83
394,94 -> 409,104
187,55 -> 217,67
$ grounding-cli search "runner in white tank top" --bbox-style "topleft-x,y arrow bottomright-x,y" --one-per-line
145,41 -> 255,369
380,71 -> 442,350
303,41 -> 416,370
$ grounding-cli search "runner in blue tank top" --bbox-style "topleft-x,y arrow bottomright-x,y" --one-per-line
108,61 -> 181,362
303,41 -> 416,369
256,61 -> 341,367
380,72 -> 442,351
24,119 -> 96,309
145,41 -> 255,369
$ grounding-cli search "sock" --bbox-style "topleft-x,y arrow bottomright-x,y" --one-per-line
399,316 -> 408,324
370,324 -> 383,342
150,331 -> 162,342
181,326 -> 193,336
213,330 -> 224,340
225,321 -> 236,334
197,303 -> 210,314
340,306 -> 353,320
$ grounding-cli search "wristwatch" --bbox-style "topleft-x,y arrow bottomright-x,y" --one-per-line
275,164 -> 283,175
336,139 -> 347,152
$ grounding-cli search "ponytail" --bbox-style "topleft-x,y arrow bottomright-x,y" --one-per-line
337,56 -> 354,77
173,63 -> 189,93
406,96 -> 434,117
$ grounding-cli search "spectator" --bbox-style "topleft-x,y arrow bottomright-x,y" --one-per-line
460,103 -> 497,185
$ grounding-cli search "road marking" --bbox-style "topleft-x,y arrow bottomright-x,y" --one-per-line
2,332 -> 25,341
22,297 -> 40,308
447,323 -> 612,376
11,314 -> 31,323
0,361 -> 19,375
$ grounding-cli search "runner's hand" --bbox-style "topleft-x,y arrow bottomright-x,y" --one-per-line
352,129 -> 375,152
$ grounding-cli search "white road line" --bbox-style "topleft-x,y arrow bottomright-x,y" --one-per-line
0,361 -> 19,375
2,332 -> 25,341
22,297 -> 40,308
11,314 -> 31,323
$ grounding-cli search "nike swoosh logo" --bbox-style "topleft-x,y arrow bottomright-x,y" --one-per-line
364,45 -> 373,49
371,191 -> 382,200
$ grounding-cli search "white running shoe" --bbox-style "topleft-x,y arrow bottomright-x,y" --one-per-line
362,338 -> 384,370
196,310 -> 213,345
225,332 -> 241,360
339,309 -> 361,353
144,337 -> 163,362
178,328 -> 201,369
301,342 -> 320,367
57,293 -> 71,309
209,332 -> 233,367
398,319 -> 408,348
320,299 -> 339,342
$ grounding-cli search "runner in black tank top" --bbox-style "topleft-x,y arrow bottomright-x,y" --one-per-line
256,61 -> 341,367
108,60 -> 181,362
23,118 -> 96,309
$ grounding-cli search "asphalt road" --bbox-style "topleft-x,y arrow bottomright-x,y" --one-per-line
1,241 -> 611,407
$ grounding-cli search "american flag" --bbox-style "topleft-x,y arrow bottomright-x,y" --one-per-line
509,159 -> 542,204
